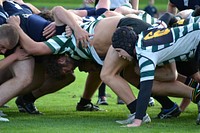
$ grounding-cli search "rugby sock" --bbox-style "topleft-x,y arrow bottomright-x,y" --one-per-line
22,93 -> 36,103
184,77 -> 200,103
191,87 -> 200,103
185,77 -> 199,89
79,97 -> 91,105
127,100 -> 137,114
153,96 -> 174,109
98,83 -> 106,97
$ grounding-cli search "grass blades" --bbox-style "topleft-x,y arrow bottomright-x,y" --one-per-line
1,69 -> 200,132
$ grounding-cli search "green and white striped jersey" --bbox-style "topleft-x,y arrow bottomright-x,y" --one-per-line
136,22 -> 200,82
44,19 -> 104,65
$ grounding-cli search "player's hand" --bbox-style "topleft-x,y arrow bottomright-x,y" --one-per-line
65,25 -> 73,37
132,9 -> 145,15
43,22 -> 56,39
7,16 -> 21,27
14,46 -> 30,60
74,25 -> 93,48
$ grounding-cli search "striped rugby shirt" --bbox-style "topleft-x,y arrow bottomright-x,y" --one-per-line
44,17 -> 104,65
43,11 -> 156,66
135,22 -> 200,120
137,22 -> 200,82
137,12 -> 158,25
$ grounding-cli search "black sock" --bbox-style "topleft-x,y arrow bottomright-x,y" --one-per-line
78,98 -> 91,105
127,100 -> 137,114
154,96 -> 174,109
185,77 -> 200,103
185,77 -> 199,89
22,93 -> 36,103
98,83 -> 106,97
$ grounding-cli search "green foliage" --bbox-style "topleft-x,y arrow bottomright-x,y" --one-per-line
1,69 -> 200,132
25,0 -> 168,11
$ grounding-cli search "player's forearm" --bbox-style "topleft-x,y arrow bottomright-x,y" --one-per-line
14,25 -> 36,52
15,25 -> 50,55
167,2 -> 177,14
131,0 -> 139,10
52,6 -> 82,31
0,54 -> 18,70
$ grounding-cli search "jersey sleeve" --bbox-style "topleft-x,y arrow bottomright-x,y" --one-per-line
135,56 -> 156,120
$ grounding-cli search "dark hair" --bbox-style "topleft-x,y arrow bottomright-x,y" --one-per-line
43,54 -> 75,79
112,26 -> 138,56
38,10 -> 54,21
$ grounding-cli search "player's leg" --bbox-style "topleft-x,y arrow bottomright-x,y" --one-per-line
0,57 -> 34,106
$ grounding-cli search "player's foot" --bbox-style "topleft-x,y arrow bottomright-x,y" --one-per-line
97,96 -> 108,105
0,104 -> 10,108
76,102 -> 105,111
148,97 -> 155,107
116,113 -> 151,125
157,103 -> 181,119
0,110 -> 7,117
15,96 -> 42,114
0,116 -> 9,122
117,97 -> 124,105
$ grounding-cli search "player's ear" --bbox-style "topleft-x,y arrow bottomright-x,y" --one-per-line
57,56 -> 66,64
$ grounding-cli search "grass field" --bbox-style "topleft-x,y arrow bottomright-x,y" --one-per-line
1,69 -> 200,133
25,0 -> 169,11
1,0 -> 200,132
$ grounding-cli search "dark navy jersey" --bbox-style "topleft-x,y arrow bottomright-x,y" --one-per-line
142,28 -> 173,48
18,14 -> 51,42
0,5 -> 8,25
3,1 -> 51,41
3,0 -> 33,16
170,0 -> 200,11
27,14 -> 51,41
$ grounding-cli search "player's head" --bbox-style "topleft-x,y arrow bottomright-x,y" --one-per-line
44,54 -> 76,79
38,9 -> 54,21
112,26 -> 138,61
0,24 -> 19,54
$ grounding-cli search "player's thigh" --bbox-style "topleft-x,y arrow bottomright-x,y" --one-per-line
101,46 -> 129,78
0,68 -> 12,84
9,57 -> 35,82
155,62 -> 178,82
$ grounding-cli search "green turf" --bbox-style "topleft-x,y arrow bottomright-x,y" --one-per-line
1,69 -> 200,133
1,0 -> 199,132
25,0 -> 168,11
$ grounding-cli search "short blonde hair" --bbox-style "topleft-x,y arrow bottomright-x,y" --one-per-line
0,24 -> 19,48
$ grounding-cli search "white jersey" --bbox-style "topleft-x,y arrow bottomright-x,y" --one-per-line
110,0 -> 132,9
